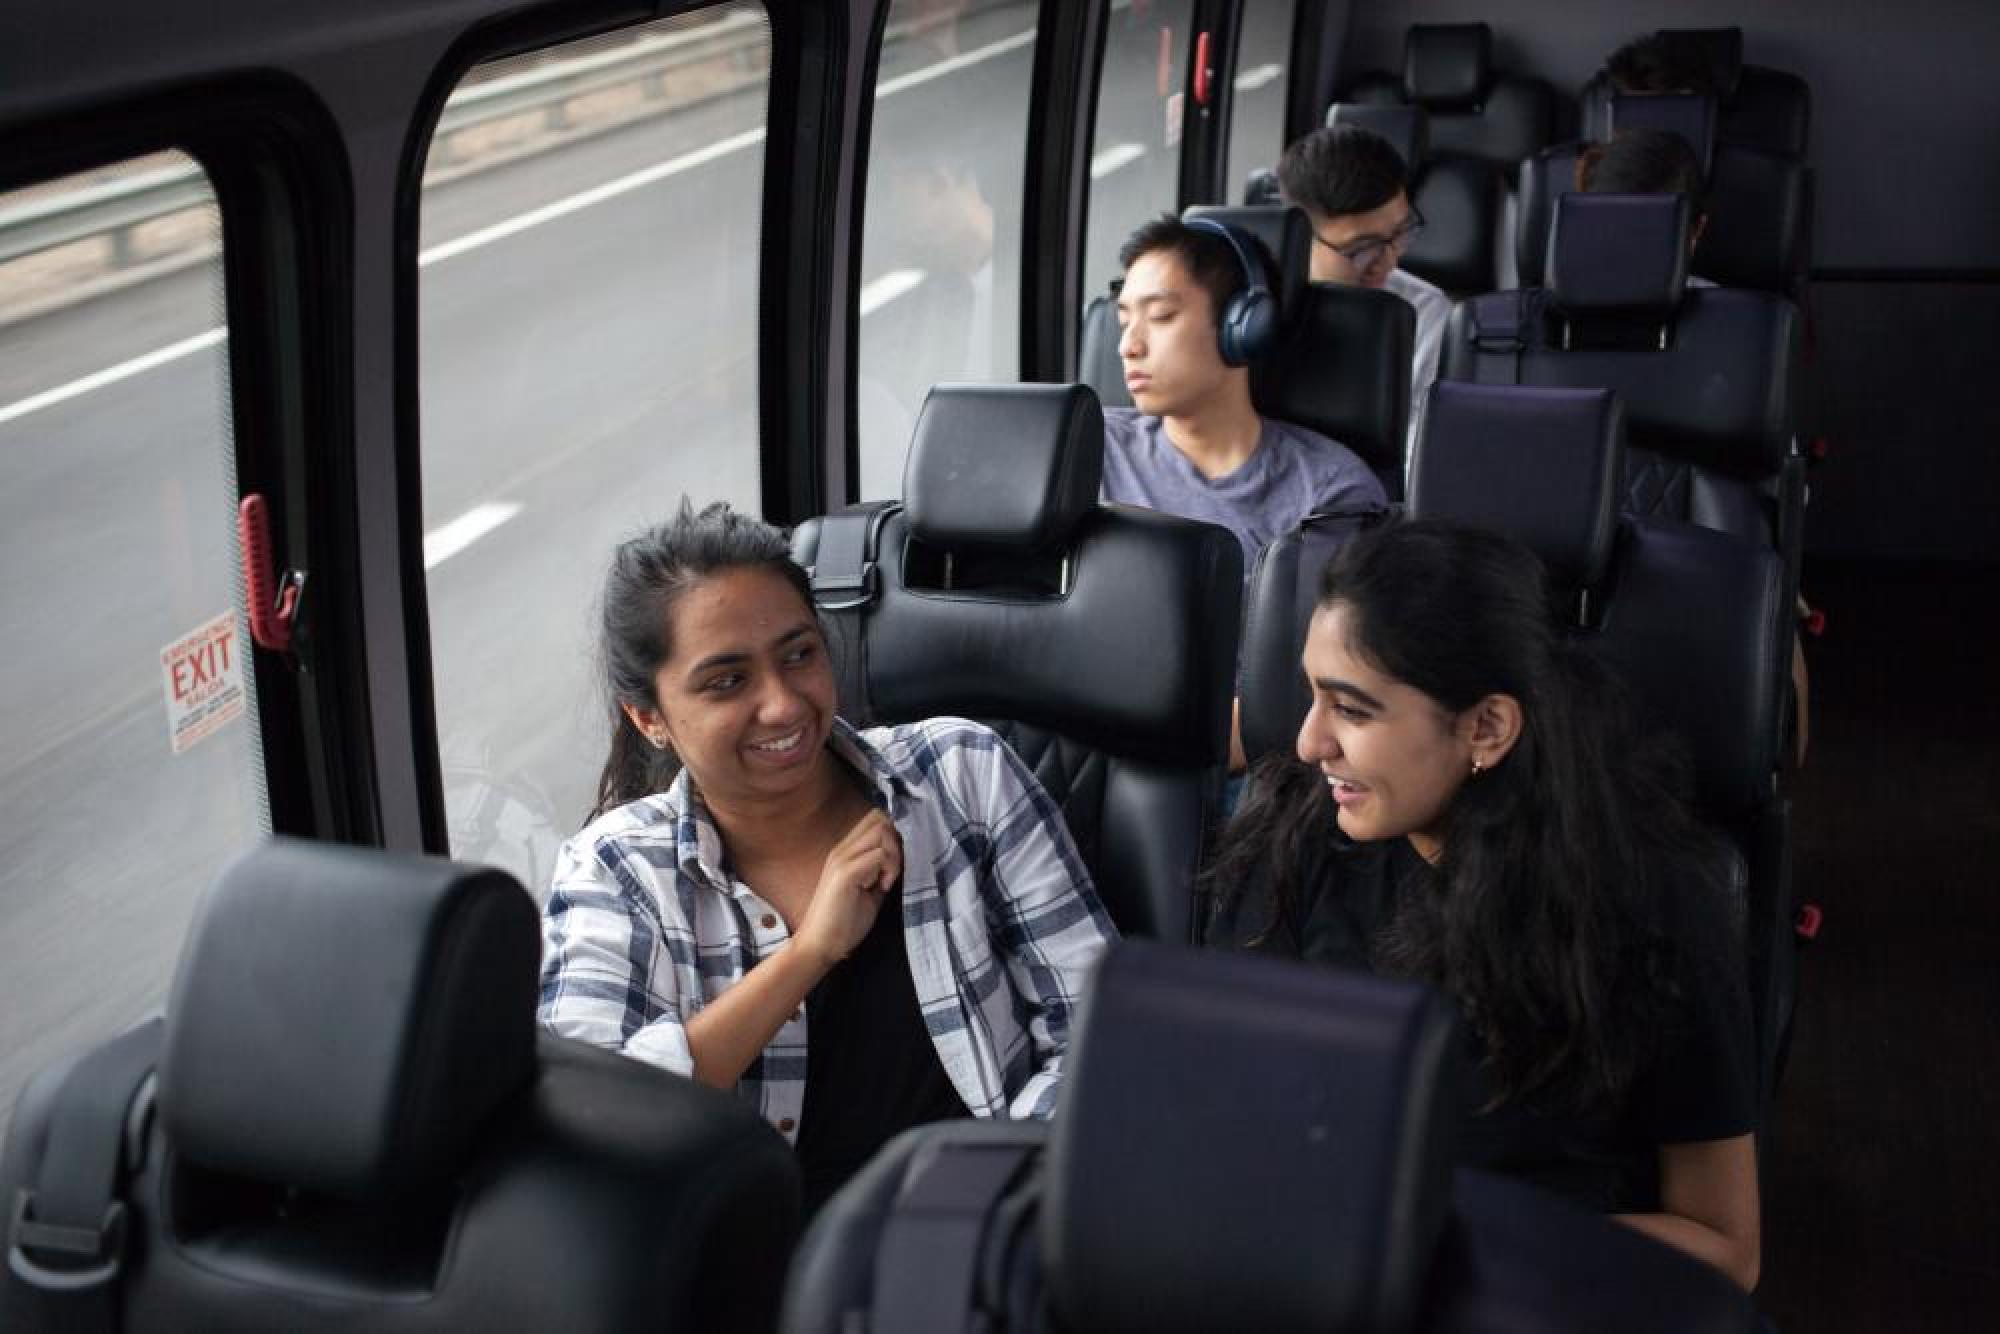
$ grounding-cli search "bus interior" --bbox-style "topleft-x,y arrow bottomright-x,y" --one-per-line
2,0 -> 1996,1328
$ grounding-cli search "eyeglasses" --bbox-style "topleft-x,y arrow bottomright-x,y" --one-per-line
1313,206 -> 1427,270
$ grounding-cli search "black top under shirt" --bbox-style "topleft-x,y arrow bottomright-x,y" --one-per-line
793,882 -> 970,1214
1207,832 -> 1756,1214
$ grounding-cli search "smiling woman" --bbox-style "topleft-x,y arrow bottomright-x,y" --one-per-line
1205,518 -> 1762,1291
538,502 -> 1117,1213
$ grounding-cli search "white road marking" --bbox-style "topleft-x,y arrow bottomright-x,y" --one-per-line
0,24 -> 1040,425
859,269 -> 926,316
1235,62 -> 1283,92
0,327 -> 227,427
1090,142 -> 1146,178
423,501 -> 522,569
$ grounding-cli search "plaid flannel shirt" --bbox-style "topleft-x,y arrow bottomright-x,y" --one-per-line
538,716 -> 1117,1142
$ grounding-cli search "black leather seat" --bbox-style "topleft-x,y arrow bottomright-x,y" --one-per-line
1582,26 -> 1812,158
1078,205 -> 1414,498
0,839 -> 801,1333
1446,192 -> 1805,599
1344,23 -> 1555,181
1412,381 -> 1796,1103
1327,101 -> 1508,298
782,941 -> 1762,1333
1516,95 -> 1813,300
791,383 -> 1241,942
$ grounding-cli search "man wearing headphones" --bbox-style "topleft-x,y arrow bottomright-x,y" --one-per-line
1102,214 -> 1383,576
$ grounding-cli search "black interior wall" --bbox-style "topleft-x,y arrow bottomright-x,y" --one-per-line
1338,0 -> 2000,563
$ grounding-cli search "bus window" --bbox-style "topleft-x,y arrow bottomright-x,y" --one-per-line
1224,0 -> 1295,197
856,0 -> 1037,498
0,154 -> 255,1134
1082,0 -> 1198,305
418,5 -> 771,894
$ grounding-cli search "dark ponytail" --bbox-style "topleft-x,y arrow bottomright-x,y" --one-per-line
588,500 -> 812,822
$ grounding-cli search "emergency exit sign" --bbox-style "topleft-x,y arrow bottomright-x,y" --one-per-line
160,611 -> 246,754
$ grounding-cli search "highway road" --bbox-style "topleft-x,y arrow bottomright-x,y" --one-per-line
0,0 -> 1288,1127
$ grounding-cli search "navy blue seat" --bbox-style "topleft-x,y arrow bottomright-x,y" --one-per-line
782,941 -> 1763,1333
1447,192 -> 1805,603
1582,27 -> 1811,158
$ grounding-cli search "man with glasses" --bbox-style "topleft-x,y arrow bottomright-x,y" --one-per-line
1277,124 -> 1449,459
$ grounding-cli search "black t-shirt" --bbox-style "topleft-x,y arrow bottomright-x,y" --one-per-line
1207,832 -> 1756,1214
793,884 -> 970,1214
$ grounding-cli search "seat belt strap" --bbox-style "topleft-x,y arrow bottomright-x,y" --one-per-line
7,1017 -> 163,1328
1470,289 -> 1532,386
806,503 -> 897,730
871,1140 -> 1040,1334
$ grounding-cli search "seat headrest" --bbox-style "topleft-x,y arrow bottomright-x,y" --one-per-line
1547,193 -> 1691,318
1181,203 -> 1312,334
904,383 -> 1104,551
1610,91 -> 1718,175
1404,23 -> 1491,109
847,504 -> 1241,769
1410,383 -> 1624,591
160,839 -> 538,1200
1326,102 -> 1431,174
1046,941 -> 1460,1333
1253,283 -> 1413,488
1660,27 -> 1744,97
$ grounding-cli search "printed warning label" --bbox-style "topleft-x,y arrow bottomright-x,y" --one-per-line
160,611 -> 245,755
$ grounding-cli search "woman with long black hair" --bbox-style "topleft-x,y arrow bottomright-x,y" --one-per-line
1207,517 -> 1761,1290
540,501 -> 1116,1212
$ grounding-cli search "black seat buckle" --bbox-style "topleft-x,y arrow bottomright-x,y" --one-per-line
7,1188 -> 128,1291
809,560 -> 878,613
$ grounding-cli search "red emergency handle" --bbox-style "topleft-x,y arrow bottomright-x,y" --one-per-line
239,493 -> 299,653
1194,31 -> 1213,105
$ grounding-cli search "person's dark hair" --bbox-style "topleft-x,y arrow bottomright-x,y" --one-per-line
1604,32 -> 1718,96
1276,124 -> 1409,220
1578,127 -> 1707,205
1204,517 -> 1730,1114
589,500 -> 814,821
1117,213 -> 1256,332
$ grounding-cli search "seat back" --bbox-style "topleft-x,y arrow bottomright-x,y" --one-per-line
1409,382 -> 1795,1103
1329,101 -> 1508,296
1346,23 -> 1554,178
1449,193 -> 1800,557
0,839 -> 801,1333
794,384 -> 1241,941
784,941 -> 1762,1334
1046,941 -> 1461,1333
1516,139 -> 1811,298
1582,28 -> 1811,158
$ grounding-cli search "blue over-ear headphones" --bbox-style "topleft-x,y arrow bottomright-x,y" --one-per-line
1183,216 -> 1279,367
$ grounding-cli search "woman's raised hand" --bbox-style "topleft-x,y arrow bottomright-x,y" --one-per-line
796,808 -> 903,966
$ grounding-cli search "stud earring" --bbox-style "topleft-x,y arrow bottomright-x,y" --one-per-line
1471,757 -> 1484,776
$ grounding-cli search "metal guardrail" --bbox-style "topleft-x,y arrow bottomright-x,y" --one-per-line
0,164 -> 210,266
0,9 -> 770,268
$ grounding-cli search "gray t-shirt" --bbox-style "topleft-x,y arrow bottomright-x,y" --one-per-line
1099,408 -> 1385,574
